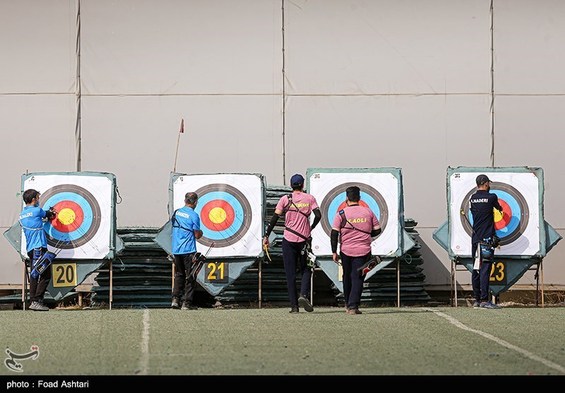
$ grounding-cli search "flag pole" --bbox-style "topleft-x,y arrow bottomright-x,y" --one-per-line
173,118 -> 184,172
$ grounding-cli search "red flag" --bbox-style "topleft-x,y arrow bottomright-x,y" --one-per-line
179,118 -> 184,133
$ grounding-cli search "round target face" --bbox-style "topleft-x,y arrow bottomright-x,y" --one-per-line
40,184 -> 102,249
460,182 -> 529,246
194,183 -> 252,248
319,182 -> 388,237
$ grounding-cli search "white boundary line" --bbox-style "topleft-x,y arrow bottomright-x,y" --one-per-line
137,309 -> 151,375
425,308 -> 565,374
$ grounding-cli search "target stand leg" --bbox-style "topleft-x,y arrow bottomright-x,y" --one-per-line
451,259 -> 458,308
396,258 -> 401,308
258,260 -> 262,309
22,262 -> 28,311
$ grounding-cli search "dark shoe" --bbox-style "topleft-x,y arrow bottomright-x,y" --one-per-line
480,301 -> 501,309
472,300 -> 481,309
298,296 -> 313,312
171,298 -> 180,309
289,307 -> 299,313
181,303 -> 198,310
346,308 -> 362,315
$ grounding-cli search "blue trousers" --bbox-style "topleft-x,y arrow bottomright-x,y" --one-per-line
341,252 -> 370,310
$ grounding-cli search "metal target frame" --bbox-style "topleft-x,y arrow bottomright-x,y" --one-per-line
447,167 -> 545,258
169,172 -> 265,258
20,172 -> 117,260
307,168 -> 404,257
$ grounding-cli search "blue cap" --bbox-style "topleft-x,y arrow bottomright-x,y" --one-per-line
290,174 -> 304,187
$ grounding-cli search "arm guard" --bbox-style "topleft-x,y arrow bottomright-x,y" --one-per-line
310,208 -> 321,231
264,213 -> 280,237
371,228 -> 382,237
330,229 -> 339,253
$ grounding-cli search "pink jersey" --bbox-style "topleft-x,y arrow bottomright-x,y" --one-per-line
331,205 -> 380,257
276,192 -> 319,243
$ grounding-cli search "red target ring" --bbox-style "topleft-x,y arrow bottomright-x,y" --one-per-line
200,199 -> 236,231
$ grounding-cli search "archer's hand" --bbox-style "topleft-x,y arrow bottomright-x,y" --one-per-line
263,236 -> 269,248
332,252 -> 341,265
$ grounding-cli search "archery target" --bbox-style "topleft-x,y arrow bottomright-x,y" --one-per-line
172,174 -> 263,257
309,171 -> 401,256
449,171 -> 540,256
21,174 -> 113,259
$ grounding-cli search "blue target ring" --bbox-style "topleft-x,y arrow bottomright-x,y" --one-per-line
43,192 -> 94,242
320,182 -> 388,237
194,183 -> 252,248
196,191 -> 244,241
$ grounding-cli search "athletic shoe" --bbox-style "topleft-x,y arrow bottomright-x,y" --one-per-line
289,307 -> 299,313
472,301 -> 481,308
181,303 -> 198,310
298,296 -> 314,312
171,298 -> 180,309
346,308 -> 362,315
29,301 -> 49,311
480,301 -> 501,309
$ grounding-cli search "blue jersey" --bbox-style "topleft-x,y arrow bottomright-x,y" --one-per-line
19,205 -> 48,252
171,206 -> 201,255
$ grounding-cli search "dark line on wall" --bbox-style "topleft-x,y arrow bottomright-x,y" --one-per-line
281,0 -> 287,184
75,0 -> 82,172
490,0 -> 495,167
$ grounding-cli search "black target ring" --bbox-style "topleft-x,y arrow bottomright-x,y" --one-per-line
40,184 -> 101,249
460,181 -> 529,246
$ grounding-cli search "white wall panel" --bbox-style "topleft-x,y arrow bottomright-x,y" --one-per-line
494,96 -> 565,227
285,0 -> 491,94
80,95 -> 283,227
284,95 -> 492,227
81,0 -> 282,94
0,0 -> 76,93
495,0 -> 565,94
0,95 -> 77,227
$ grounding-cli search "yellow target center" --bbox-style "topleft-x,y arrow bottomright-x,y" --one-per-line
493,208 -> 503,222
58,208 -> 76,226
209,207 -> 226,224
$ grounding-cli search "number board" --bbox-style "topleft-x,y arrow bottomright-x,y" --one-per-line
52,263 -> 78,288
204,261 -> 229,283
489,260 -> 507,285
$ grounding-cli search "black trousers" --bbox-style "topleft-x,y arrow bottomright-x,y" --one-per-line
471,242 -> 492,302
172,253 -> 197,305
27,248 -> 51,303
341,252 -> 370,310
281,238 -> 312,308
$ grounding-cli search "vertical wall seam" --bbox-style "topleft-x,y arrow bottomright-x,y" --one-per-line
75,0 -> 82,171
489,0 -> 495,167
281,0 -> 287,184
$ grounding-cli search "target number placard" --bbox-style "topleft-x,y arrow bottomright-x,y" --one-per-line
172,174 -> 263,257
489,261 -> 506,285
22,174 -> 114,259
308,171 -> 401,256
449,171 -> 541,257
205,262 -> 228,283
52,263 -> 77,288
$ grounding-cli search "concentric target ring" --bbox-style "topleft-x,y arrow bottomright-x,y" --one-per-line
319,182 -> 388,238
194,183 -> 252,248
460,181 -> 529,246
40,184 -> 101,249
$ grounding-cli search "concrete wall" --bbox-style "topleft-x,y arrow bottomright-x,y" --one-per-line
1,0 -> 564,292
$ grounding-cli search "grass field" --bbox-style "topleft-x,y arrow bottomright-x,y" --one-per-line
1,305 -> 564,379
